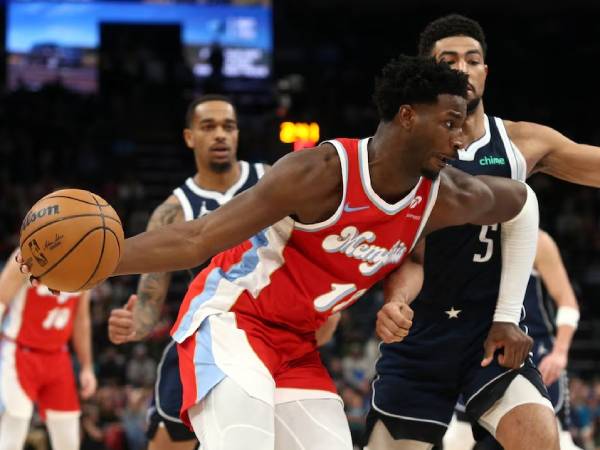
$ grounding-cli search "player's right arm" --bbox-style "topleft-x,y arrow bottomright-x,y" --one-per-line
113,146 -> 341,276
375,243 -> 424,344
0,249 -> 27,318
108,196 -> 184,345
535,229 -> 579,385
427,167 -> 539,369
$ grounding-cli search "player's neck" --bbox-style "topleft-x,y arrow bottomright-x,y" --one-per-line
462,102 -> 487,145
368,126 -> 421,203
193,161 -> 241,194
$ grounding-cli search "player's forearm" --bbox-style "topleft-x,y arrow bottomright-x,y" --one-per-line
114,220 -> 208,276
553,325 -> 576,355
133,272 -> 172,339
384,256 -> 424,305
494,184 -> 539,324
72,315 -> 93,370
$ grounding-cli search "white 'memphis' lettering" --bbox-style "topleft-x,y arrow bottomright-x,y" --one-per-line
321,226 -> 407,275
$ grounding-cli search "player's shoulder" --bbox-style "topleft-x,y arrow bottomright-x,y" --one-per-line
503,119 -> 560,146
261,143 -> 341,202
271,142 -> 340,178
147,194 -> 185,229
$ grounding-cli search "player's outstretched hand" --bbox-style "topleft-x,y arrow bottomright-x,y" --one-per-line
481,322 -> 533,369
108,295 -> 138,345
14,251 -> 56,292
538,351 -> 567,385
376,300 -> 414,344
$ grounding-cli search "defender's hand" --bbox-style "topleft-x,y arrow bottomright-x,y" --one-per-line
376,299 -> 414,344
538,351 -> 567,385
481,322 -> 533,369
108,295 -> 138,345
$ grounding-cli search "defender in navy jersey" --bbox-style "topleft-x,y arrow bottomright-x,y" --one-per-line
443,230 -> 581,450
367,15 -> 600,450
108,95 -> 265,450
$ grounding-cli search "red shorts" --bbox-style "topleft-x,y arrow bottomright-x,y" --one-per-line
0,340 -> 80,419
176,312 -> 338,427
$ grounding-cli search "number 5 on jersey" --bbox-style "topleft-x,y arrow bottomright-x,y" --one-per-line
473,224 -> 498,263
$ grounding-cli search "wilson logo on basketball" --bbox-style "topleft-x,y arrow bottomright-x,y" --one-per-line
21,205 -> 60,231
321,226 -> 408,275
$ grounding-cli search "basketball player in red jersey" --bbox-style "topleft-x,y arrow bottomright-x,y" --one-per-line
23,55 -> 542,450
0,249 -> 96,450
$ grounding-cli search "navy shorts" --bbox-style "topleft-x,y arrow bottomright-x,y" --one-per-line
147,340 -> 197,442
366,305 -> 549,445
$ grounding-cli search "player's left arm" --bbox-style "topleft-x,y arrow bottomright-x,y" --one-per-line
315,313 -> 341,347
71,290 -> 97,399
427,168 -> 538,368
0,249 -> 28,319
510,121 -> 600,187
535,230 -> 579,385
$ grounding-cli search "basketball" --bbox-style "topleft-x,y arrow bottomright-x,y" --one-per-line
19,189 -> 124,293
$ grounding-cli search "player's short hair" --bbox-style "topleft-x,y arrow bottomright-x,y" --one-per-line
373,55 -> 468,122
185,94 -> 236,128
417,14 -> 487,58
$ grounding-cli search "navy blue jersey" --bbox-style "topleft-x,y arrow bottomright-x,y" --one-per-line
415,116 -> 527,313
172,160 -> 265,281
523,271 -> 555,339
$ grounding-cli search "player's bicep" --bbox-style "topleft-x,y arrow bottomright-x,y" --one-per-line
426,169 -> 528,232
189,155 -> 307,259
146,196 -> 184,232
525,123 -> 600,187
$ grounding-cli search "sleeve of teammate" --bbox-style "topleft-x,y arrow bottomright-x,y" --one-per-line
483,183 -> 538,369
72,291 -> 97,399
0,248 -> 29,321
108,294 -> 138,345
535,230 -> 579,385
376,245 -> 423,344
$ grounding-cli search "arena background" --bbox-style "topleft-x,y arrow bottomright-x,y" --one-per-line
1,1 -> 600,449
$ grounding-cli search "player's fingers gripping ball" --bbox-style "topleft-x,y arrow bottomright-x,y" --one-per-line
20,189 -> 124,292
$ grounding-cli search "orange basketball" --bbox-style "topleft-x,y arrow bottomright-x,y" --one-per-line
19,189 -> 124,292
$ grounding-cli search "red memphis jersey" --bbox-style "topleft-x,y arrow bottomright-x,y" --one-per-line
172,138 -> 440,342
1,285 -> 81,351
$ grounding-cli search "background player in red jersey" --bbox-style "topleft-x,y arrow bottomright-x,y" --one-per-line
22,55 -> 544,450
0,249 -> 96,450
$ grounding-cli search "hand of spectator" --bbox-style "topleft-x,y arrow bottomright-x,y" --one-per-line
376,296 -> 413,344
108,295 -> 138,344
79,367 -> 98,400
538,350 -> 567,385
481,322 -> 533,369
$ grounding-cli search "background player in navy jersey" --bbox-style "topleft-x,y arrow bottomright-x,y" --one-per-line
108,94 -> 267,450
366,14 -> 600,450
443,229 -> 582,450
23,56 -> 543,450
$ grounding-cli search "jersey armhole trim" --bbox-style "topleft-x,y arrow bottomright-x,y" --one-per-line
409,177 -> 441,252
173,187 -> 194,221
294,140 -> 348,232
495,118 -> 527,181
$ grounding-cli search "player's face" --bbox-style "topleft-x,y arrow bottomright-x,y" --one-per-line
184,100 -> 239,173
431,37 -> 488,115
411,94 -> 466,180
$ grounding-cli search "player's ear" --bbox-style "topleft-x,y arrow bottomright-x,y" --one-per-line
183,128 -> 194,149
397,105 -> 416,130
